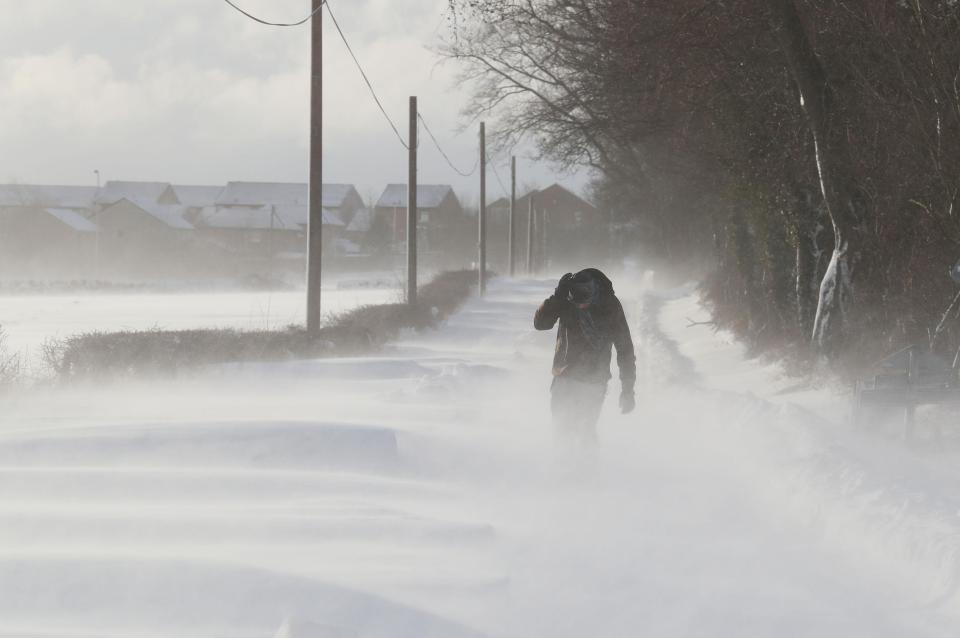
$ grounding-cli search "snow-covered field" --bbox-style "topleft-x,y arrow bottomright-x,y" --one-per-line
0,286 -> 401,373
2,275 -> 960,637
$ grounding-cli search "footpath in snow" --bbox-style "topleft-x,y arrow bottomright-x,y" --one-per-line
2,276 -> 960,637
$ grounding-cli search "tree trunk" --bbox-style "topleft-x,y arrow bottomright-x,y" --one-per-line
768,0 -> 860,356
792,186 -> 825,336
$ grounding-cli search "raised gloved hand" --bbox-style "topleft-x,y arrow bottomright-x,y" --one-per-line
555,272 -> 575,300
619,391 -> 636,415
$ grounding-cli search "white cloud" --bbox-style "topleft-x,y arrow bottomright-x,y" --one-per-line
0,0 -> 585,197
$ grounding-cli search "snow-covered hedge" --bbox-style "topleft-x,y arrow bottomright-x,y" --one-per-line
43,270 -> 485,381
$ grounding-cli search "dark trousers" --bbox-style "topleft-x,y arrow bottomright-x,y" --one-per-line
551,376 -> 607,442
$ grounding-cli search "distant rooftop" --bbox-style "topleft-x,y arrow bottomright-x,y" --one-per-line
44,208 -> 98,233
0,184 -> 98,209
96,181 -> 176,207
376,184 -> 455,209
111,197 -> 193,230
216,182 -> 359,208
199,205 -> 343,230
172,184 -> 223,208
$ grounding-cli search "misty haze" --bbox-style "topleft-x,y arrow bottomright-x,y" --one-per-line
2,1 -> 960,638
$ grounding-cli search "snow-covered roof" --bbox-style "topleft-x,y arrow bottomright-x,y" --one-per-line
217,182 -> 307,207
376,184 -> 455,209
0,184 -> 98,209
96,181 -> 176,206
321,184 -> 360,208
113,197 -> 193,230
172,185 -> 223,208
199,206 -> 275,230
215,182 -> 359,209
44,208 -> 98,232
345,208 -> 373,233
198,205 -> 342,230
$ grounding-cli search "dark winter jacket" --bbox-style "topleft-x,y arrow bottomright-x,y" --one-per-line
534,269 -> 636,389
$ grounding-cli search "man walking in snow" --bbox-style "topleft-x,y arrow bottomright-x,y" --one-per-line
534,268 -> 636,441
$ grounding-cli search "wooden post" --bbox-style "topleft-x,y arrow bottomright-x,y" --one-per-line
508,156 -> 516,277
306,0 -> 323,334
526,194 -> 536,275
539,207 -> 548,273
407,96 -> 418,306
478,122 -> 487,295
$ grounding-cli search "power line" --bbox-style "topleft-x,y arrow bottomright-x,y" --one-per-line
221,0 -> 325,27
418,113 -> 479,177
488,155 -> 509,197
325,0 -> 409,149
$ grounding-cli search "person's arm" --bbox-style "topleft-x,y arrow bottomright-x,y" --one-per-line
534,273 -> 574,330
611,296 -> 637,413
534,295 -> 565,330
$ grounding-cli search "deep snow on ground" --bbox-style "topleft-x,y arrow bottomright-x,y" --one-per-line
1,285 -> 401,373
2,275 -> 960,637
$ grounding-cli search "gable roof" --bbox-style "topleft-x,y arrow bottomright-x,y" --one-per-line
509,183 -> 598,215
375,184 -> 456,209
108,197 -> 193,230
320,184 -> 360,208
215,182 -> 359,209
521,183 -> 595,206
172,184 -> 223,208
0,184 -> 98,209
96,181 -> 176,206
44,208 -> 98,232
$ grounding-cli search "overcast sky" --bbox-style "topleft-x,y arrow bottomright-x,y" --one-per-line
0,0 -> 587,204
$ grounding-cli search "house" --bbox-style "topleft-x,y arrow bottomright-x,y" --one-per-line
374,184 -> 463,252
0,184 -> 101,278
212,182 -> 360,257
0,205 -> 98,278
95,197 -> 195,278
485,183 -> 603,269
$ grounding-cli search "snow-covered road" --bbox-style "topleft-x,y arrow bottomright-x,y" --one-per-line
2,277 -> 960,637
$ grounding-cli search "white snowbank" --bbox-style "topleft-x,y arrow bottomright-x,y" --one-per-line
1,275 -> 959,637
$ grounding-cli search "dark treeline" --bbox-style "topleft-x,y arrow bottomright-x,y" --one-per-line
443,0 -> 960,369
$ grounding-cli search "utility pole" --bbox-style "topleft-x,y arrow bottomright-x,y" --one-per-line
526,194 -> 536,275
407,96 -> 418,306
478,122 -> 487,295
540,207 -> 548,273
269,204 -> 276,281
306,0 -> 323,334
508,156 -> 516,277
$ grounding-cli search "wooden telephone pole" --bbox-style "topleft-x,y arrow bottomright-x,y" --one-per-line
306,0 -> 323,334
407,96 -> 418,306
508,156 -> 516,277
526,194 -> 536,275
478,122 -> 487,295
